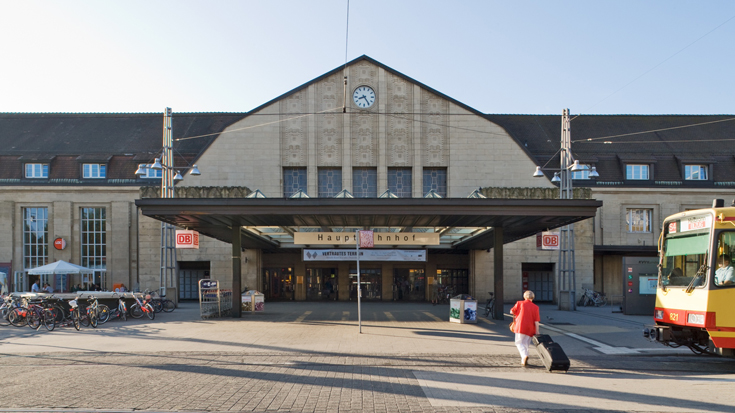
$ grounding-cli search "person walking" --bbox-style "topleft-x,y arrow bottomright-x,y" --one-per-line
510,290 -> 540,367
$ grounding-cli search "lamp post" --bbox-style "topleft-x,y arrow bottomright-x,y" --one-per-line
135,108 -> 201,297
533,109 -> 598,311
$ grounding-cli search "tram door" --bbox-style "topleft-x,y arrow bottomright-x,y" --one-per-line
305,268 -> 338,300
393,268 -> 425,301
349,268 -> 381,301
263,267 -> 295,300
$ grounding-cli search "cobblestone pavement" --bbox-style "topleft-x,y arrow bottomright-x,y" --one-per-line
1,302 -> 734,412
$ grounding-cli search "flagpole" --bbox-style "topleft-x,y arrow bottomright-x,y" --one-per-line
355,230 -> 362,333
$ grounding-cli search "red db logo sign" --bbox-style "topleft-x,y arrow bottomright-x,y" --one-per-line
54,238 -> 66,250
175,230 -> 200,249
536,232 -> 560,251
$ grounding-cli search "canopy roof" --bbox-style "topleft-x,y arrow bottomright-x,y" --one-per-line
27,260 -> 94,275
136,198 -> 602,251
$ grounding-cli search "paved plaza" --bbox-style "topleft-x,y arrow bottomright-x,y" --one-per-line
1,301 -> 734,413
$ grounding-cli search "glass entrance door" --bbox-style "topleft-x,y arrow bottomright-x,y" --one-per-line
263,267 -> 294,301
306,268 -> 338,300
393,268 -> 426,301
349,268 -> 381,301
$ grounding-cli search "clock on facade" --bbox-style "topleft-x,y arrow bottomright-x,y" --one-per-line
353,86 -> 376,108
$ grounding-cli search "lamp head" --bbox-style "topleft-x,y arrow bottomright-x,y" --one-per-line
189,164 -> 201,176
551,172 -> 561,183
570,159 -> 584,172
532,166 -> 544,178
173,171 -> 184,181
151,158 -> 163,170
589,166 -> 599,178
135,164 -> 147,176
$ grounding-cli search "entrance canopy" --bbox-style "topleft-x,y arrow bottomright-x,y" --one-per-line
135,198 -> 602,250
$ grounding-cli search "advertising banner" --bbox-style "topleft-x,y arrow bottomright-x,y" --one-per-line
303,249 -> 427,262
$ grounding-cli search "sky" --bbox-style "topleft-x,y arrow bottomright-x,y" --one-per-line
1,1 -> 734,115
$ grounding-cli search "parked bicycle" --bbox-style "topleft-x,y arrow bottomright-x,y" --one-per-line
129,293 -> 155,320
68,298 -> 82,331
146,289 -> 175,313
483,292 -> 496,318
99,294 -> 127,323
578,288 -> 606,307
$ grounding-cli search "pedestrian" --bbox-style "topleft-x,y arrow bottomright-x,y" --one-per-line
510,290 -> 540,367
31,279 -> 41,293
43,283 -> 53,294
431,279 -> 439,305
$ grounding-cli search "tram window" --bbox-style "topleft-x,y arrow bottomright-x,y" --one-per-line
662,233 -> 709,287
714,232 -> 735,287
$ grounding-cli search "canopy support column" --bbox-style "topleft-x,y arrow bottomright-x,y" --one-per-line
493,227 -> 504,320
232,225 -> 242,318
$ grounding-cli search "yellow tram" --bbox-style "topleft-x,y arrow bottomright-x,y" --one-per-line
646,199 -> 735,356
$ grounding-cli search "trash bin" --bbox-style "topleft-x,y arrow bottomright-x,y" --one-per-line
242,290 -> 265,312
449,294 -> 477,324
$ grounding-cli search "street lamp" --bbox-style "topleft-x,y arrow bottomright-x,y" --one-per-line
532,109 -> 599,311
135,108 -> 201,298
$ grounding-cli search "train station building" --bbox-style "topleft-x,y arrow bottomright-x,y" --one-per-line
1,55 -> 733,307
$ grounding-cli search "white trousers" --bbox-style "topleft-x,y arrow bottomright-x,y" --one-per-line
515,333 -> 532,358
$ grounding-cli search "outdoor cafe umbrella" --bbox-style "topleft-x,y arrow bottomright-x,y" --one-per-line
27,260 -> 93,275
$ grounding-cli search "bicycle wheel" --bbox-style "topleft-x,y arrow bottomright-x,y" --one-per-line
27,309 -> 42,330
129,303 -> 143,319
43,308 -> 56,331
0,306 -> 11,326
51,304 -> 65,323
72,310 -> 81,331
144,303 -> 155,320
79,310 -> 90,327
90,311 -> 98,328
97,304 -> 110,324
162,299 -> 175,312
151,299 -> 163,313
9,308 -> 28,327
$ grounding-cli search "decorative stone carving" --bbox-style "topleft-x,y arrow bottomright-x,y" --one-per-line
479,187 -> 591,199
318,74 -> 343,166
281,92 -> 307,166
387,75 -> 412,166
350,63 -> 378,166
422,91 -> 448,166
140,186 -> 253,199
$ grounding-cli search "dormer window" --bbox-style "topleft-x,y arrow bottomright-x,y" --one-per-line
25,163 -> 48,178
138,164 -> 162,179
83,163 -> 106,179
626,164 -> 649,180
572,164 -> 592,180
684,165 -> 708,180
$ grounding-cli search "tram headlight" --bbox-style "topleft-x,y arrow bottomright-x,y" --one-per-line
654,309 -> 664,320
687,313 -> 705,325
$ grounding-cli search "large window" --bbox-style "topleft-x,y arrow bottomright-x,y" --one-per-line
388,168 -> 412,198
81,207 -> 106,270
23,208 -> 48,269
353,168 -> 377,198
626,208 -> 652,233
685,165 -> 708,181
83,164 -> 106,179
318,168 -> 342,198
662,232 -> 709,288
283,167 -> 307,197
626,164 -> 649,180
423,168 -> 447,197
25,163 -> 48,178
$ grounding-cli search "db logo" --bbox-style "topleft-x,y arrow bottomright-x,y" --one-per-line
543,235 -> 559,247
175,230 -> 199,249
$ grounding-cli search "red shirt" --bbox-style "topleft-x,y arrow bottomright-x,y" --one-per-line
511,300 -> 540,337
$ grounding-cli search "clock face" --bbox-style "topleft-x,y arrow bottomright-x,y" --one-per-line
353,86 -> 376,108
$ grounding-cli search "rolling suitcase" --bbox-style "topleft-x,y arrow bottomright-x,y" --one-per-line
533,334 -> 570,372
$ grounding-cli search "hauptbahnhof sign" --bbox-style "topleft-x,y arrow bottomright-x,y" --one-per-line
294,232 -> 439,246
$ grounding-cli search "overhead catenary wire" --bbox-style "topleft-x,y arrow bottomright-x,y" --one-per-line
570,13 -> 735,122
574,117 -> 735,144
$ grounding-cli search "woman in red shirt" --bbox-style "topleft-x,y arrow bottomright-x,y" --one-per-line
510,290 -> 540,366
